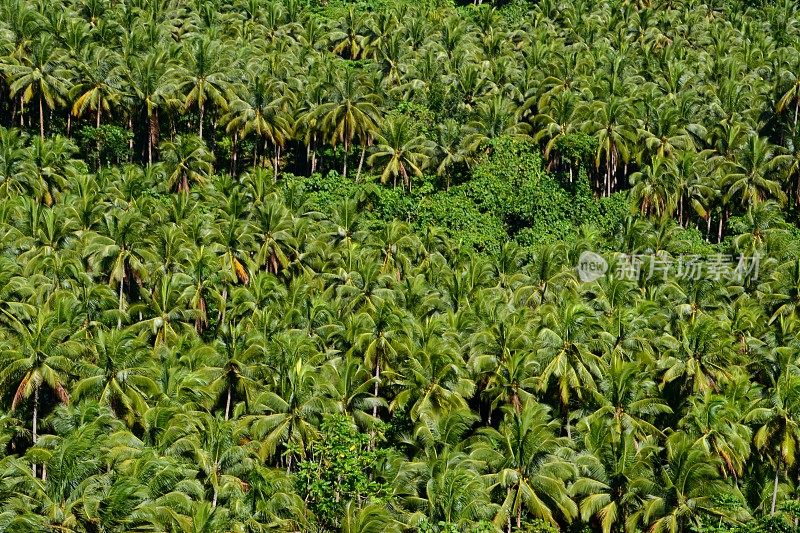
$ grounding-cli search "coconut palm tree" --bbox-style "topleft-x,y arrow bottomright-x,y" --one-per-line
631,432 -> 747,533
174,36 -> 232,141
471,400 -> 578,530
72,327 -> 160,427
0,307 -> 78,476
747,373 -> 800,515
572,418 -> 659,533
724,135 -> 791,207
160,134 -> 214,192
70,46 -> 124,129
3,35 -> 69,139
315,69 -> 381,178
368,115 -> 433,191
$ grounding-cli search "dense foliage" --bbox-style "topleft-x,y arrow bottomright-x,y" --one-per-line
2,0 -> 800,531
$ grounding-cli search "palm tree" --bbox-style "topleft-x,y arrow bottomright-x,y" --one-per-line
368,115 -> 433,191
434,119 -> 469,190
160,134 -> 214,192
223,66 -> 292,176
247,357 -> 330,472
747,374 -> 800,515
162,412 -> 252,509
631,432 -> 746,533
660,312 -> 736,397
463,94 -> 530,152
572,418 -> 659,533
391,323 -> 475,438
471,401 -> 577,531
18,134 -> 83,205
330,7 -> 370,60
84,207 -> 155,329
3,35 -> 69,139
341,502 -> 402,533
253,198 -> 296,275
680,391 -> 752,481
776,68 -> 800,132
724,135 -> 791,207
587,356 -> 672,442
351,303 -> 413,418
584,95 -> 637,196
175,36 -> 232,140
0,308 -> 78,476
197,319 -> 265,420
536,297 -> 609,437
72,327 -> 159,427
126,48 -> 178,164
70,46 -> 124,129
315,69 -> 381,178
629,155 -> 679,219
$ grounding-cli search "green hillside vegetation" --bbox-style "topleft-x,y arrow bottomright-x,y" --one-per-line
2,0 -> 800,531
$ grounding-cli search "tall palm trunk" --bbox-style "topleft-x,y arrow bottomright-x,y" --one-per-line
148,110 -> 159,165
372,362 -> 380,418
311,134 -> 318,174
231,132 -> 238,176
224,385 -> 232,421
273,144 -> 280,182
118,278 -> 124,329
32,386 -> 38,477
356,144 -> 366,181
39,93 -> 45,140
199,100 -> 205,140
343,139 -> 349,178
127,117 -> 133,161
771,455 -> 781,515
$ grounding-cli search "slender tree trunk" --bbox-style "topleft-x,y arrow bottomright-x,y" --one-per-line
148,110 -> 159,165
96,107 -> 101,128
32,386 -> 38,477
273,145 -> 280,182
224,385 -> 232,420
199,101 -> 204,140
212,485 -> 218,508
39,93 -> 45,140
372,362 -> 380,418
232,132 -> 238,176
343,139 -> 349,178
506,493 -> 512,533
311,135 -> 318,174
356,144 -> 366,181
771,456 -> 781,515
217,287 -> 228,326
118,279 -> 124,329
67,111 -> 71,136
127,117 -> 133,162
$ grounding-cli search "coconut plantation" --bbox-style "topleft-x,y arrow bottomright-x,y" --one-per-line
1,0 -> 800,531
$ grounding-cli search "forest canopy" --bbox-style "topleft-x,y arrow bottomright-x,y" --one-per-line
2,0 -> 800,531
